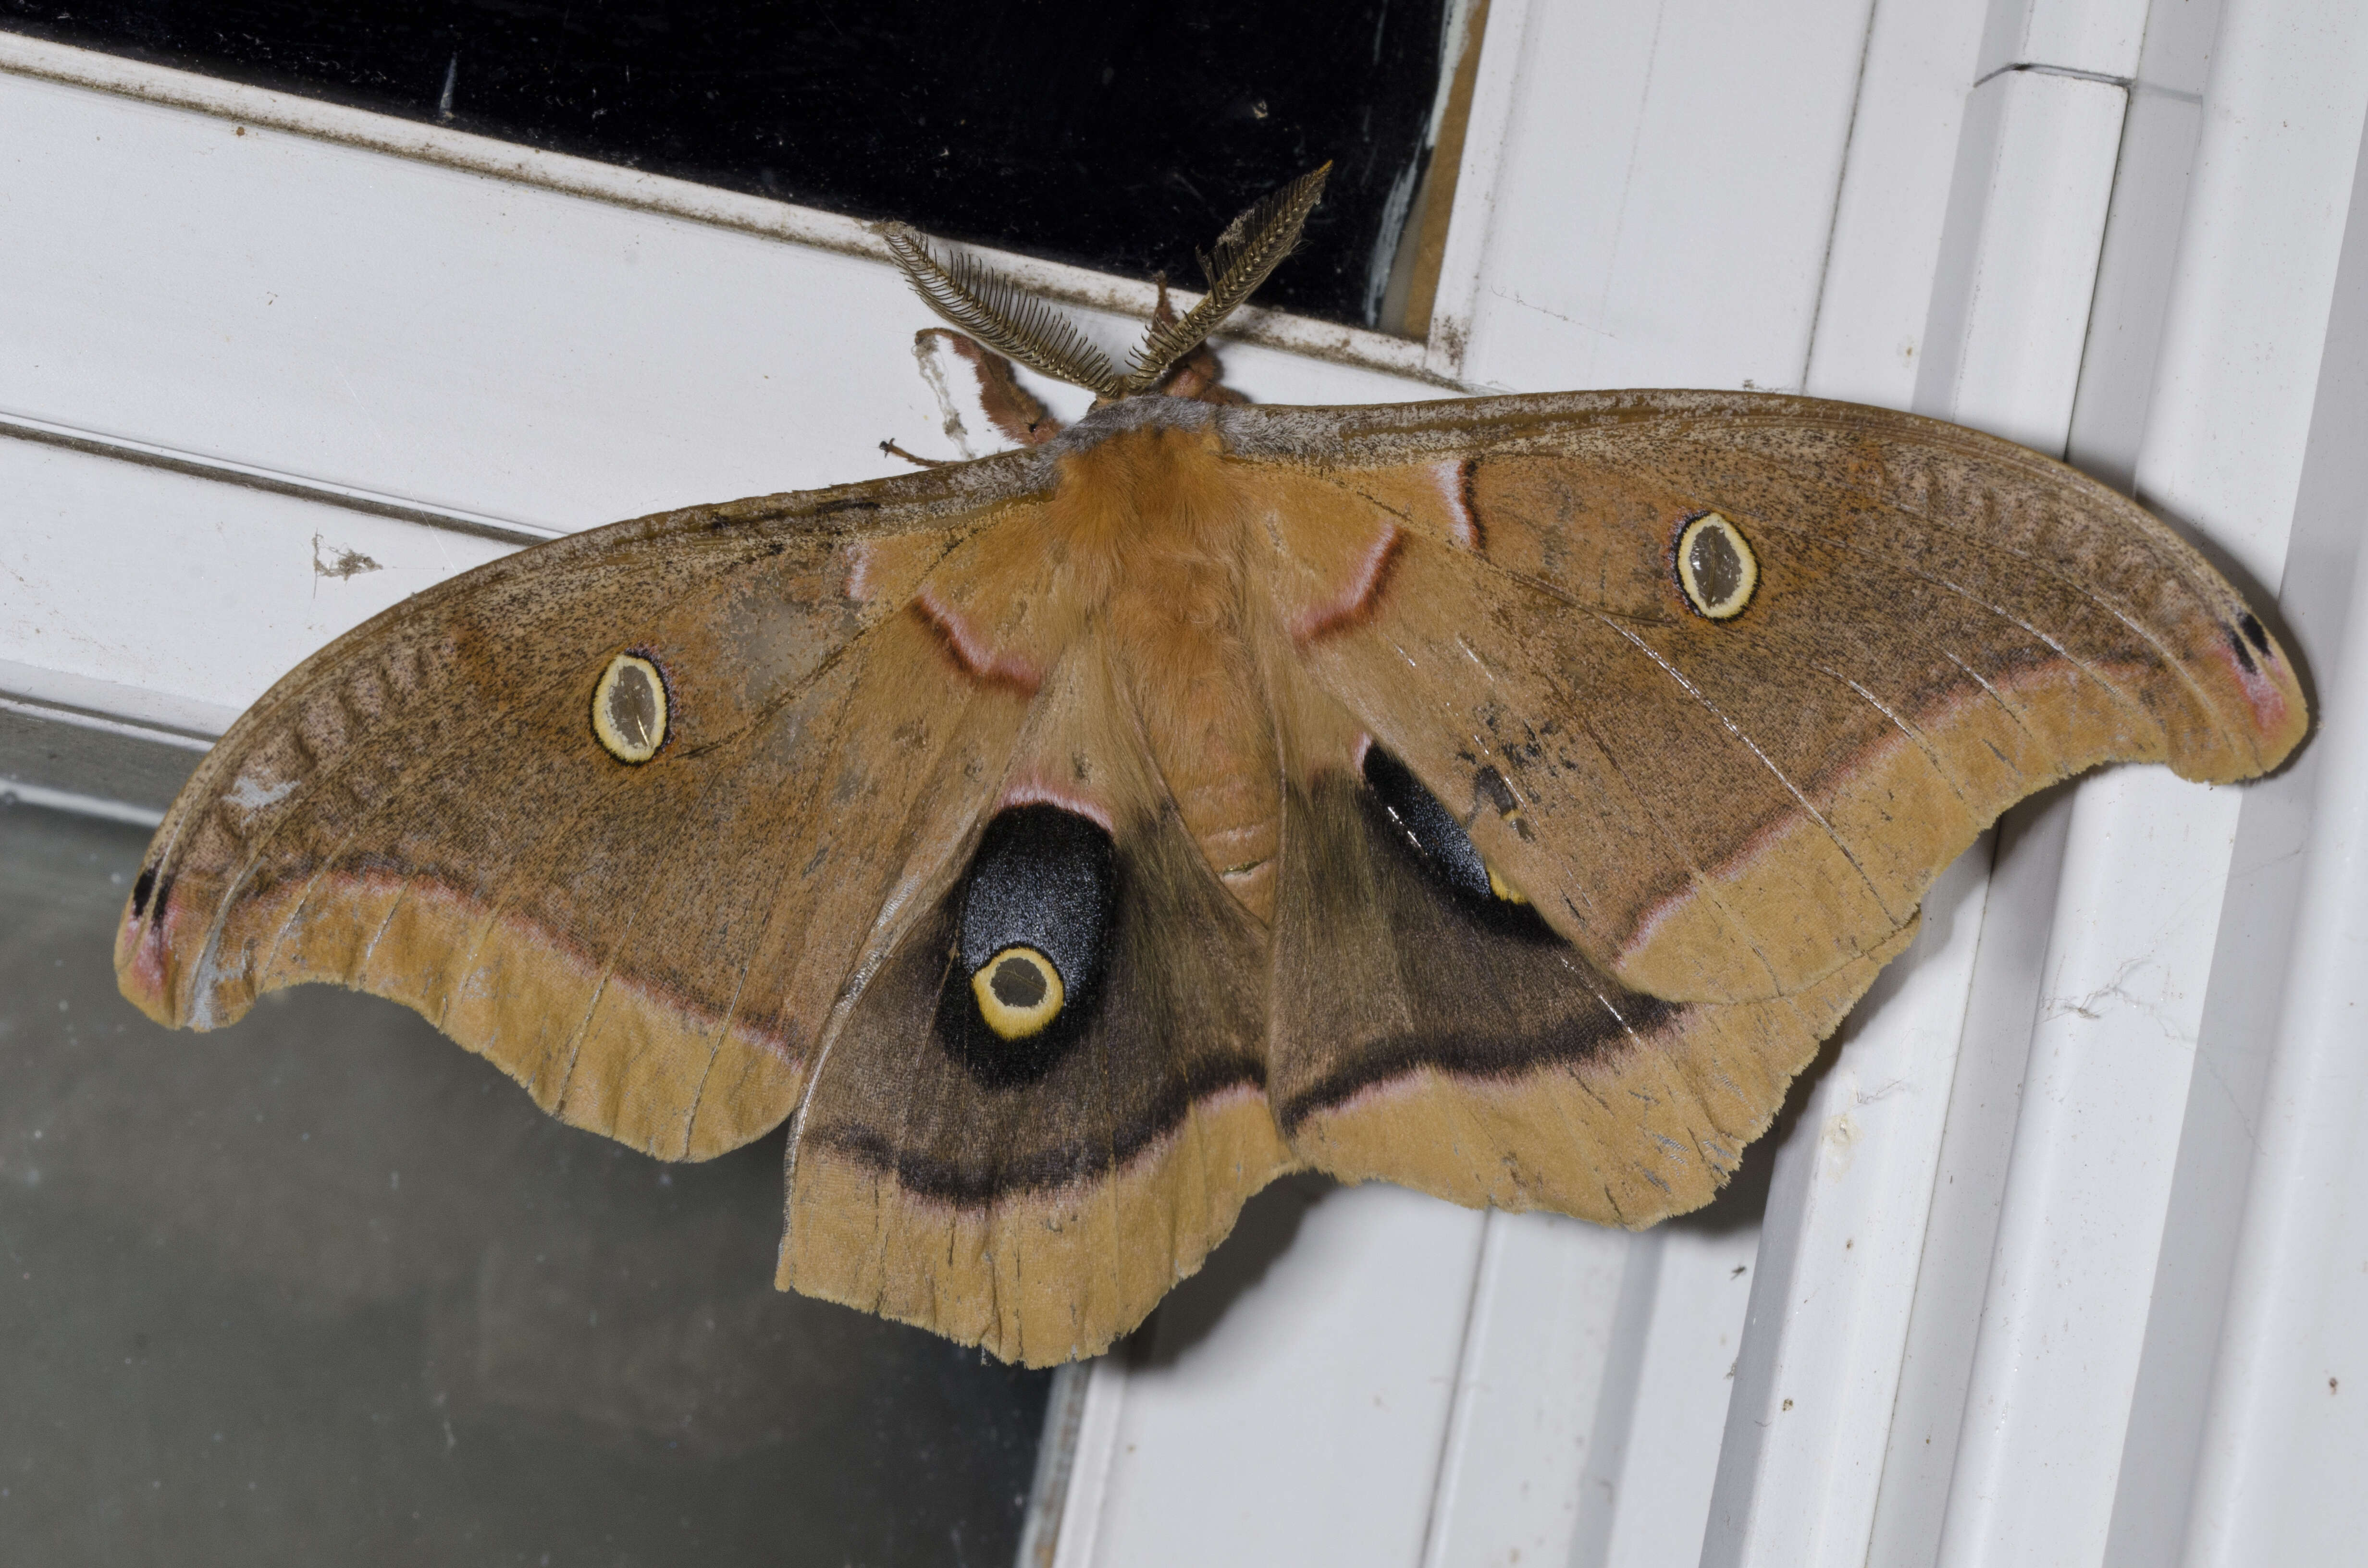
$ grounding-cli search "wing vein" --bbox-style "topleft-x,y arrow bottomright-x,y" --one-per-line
1586,610 -> 1894,916
1810,662 -> 1976,811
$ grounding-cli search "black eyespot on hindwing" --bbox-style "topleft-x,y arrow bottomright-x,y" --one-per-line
1364,747 -> 1489,900
1361,747 -> 1548,934
936,802 -> 1119,1088
131,864 -> 158,918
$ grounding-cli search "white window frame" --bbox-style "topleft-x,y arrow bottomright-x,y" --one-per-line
5,3 -> 2366,1561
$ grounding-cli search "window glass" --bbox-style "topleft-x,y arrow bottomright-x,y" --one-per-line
0,793 -> 1050,1566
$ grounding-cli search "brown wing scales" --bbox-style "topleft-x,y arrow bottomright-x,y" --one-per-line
118,464 -> 1055,1162
779,645 -> 1291,1365
1267,766 -> 1912,1225
118,386 -> 2305,1364
1257,392 -> 2301,1231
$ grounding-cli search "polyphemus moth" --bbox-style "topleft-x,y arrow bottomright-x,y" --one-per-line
115,168 -> 2307,1367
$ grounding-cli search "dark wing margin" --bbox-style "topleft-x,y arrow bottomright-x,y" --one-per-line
1265,769 -> 1909,1226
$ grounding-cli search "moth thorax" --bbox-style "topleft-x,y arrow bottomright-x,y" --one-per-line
1674,513 -> 1759,620
592,653 -> 669,763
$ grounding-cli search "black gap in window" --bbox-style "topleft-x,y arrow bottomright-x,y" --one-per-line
3,0 -> 1461,331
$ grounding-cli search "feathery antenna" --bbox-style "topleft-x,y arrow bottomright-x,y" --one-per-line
880,224 -> 1123,397
878,164 -> 1330,402
1120,163 -> 1329,395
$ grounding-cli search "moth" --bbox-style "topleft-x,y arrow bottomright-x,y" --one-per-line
115,168 -> 2306,1367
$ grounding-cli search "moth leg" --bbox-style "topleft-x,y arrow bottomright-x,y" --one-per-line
1153,339 -> 1248,404
877,439 -> 950,468
913,327 -> 1064,456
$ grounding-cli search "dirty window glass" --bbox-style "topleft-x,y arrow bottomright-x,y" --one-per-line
0,794 -> 1050,1566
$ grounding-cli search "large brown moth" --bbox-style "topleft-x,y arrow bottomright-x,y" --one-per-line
115,168 -> 2307,1367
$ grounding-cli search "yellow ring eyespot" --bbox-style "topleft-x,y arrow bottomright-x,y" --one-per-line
1674,512 -> 1759,620
592,653 -> 668,763
1485,862 -> 1529,905
972,945 -> 1065,1040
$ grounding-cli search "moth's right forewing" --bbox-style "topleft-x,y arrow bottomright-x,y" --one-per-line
116,453 -> 1058,1164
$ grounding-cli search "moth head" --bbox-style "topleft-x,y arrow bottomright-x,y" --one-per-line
879,164 -> 1331,404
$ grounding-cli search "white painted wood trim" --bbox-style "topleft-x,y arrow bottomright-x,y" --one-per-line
0,31 -> 1440,390
1420,0 -> 1534,381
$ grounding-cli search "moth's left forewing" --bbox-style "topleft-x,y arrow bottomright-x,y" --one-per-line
1241,394 -> 2304,1006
